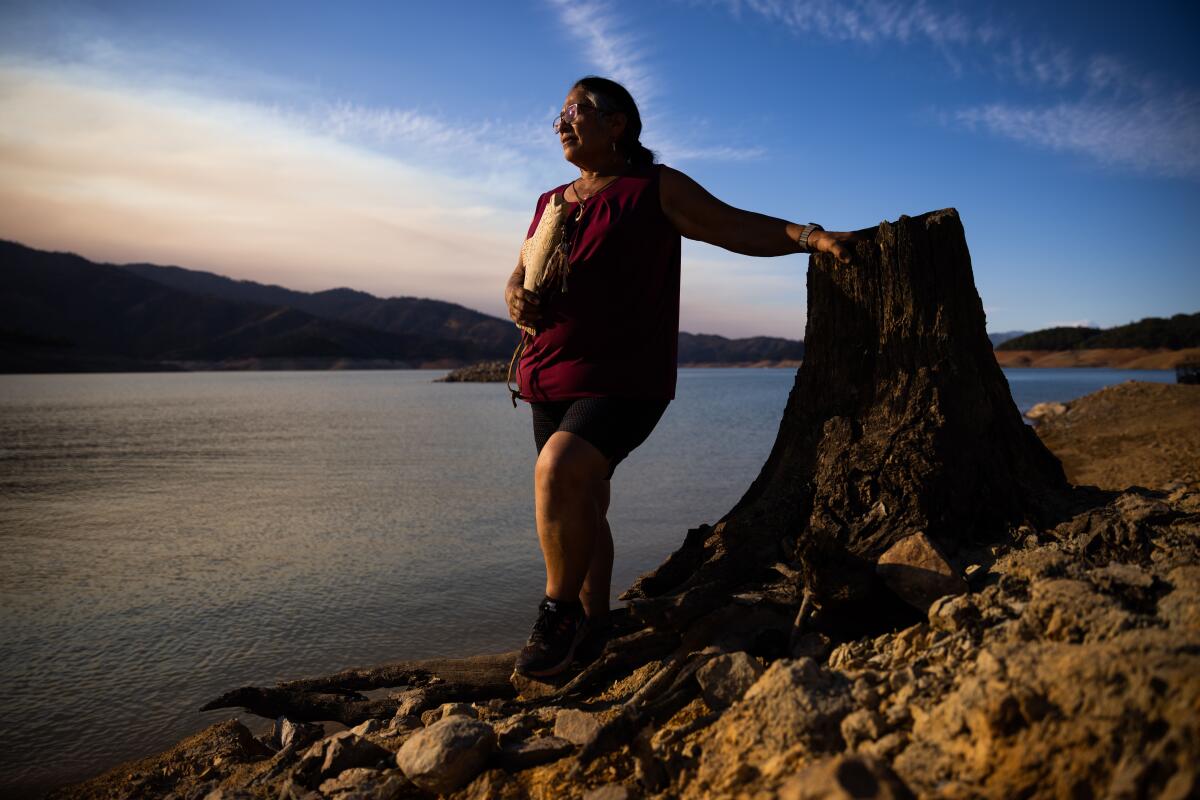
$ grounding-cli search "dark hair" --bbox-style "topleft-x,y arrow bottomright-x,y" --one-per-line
572,76 -> 657,168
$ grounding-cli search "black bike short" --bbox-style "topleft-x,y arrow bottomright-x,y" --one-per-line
531,397 -> 670,480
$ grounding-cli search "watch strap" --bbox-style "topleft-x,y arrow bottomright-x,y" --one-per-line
798,222 -> 824,253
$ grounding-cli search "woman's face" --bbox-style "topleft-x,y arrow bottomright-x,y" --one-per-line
558,86 -> 624,167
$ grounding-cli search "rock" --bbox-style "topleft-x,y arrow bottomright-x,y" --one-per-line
439,702 -> 478,720
695,652 -> 765,709
394,716 -> 496,794
928,594 -> 980,633
271,717 -> 324,751
1160,565 -> 1200,630
435,360 -> 509,383
876,532 -> 969,611
498,736 -> 575,770
318,731 -> 393,778
582,785 -> 630,800
388,714 -> 422,735
318,767 -> 378,794
316,767 -> 408,799
1022,578 -> 1129,643
390,687 -> 436,717
554,708 -> 602,746
778,754 -> 915,799
840,709 -> 887,750
696,659 -> 854,789
510,668 -> 572,700
1025,401 -> 1068,423
457,769 -> 526,800
493,712 -> 539,747
349,719 -> 383,737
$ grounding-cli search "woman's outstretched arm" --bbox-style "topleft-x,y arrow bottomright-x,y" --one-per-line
659,165 -> 859,263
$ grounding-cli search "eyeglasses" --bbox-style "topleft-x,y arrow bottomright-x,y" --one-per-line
552,102 -> 603,133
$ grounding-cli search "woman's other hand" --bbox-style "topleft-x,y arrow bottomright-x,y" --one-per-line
506,284 -> 543,329
808,230 -> 863,265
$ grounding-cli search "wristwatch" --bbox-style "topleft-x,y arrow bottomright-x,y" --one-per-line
798,223 -> 824,253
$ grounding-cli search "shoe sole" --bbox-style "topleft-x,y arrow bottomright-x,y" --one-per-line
515,626 -> 587,678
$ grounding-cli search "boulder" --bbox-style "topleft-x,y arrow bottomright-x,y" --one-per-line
395,716 -> 496,794
498,736 -> 575,770
291,731 -> 391,786
349,719 -> 383,737
1025,402 -> 1067,424
695,652 -> 764,709
554,709 -> 602,746
876,532 -> 969,612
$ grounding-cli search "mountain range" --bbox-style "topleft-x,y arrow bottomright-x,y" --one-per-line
0,240 -> 808,373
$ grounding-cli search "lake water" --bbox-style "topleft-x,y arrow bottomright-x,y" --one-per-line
0,367 -> 1176,796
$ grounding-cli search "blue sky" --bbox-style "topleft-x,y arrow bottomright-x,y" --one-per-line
0,1 -> 1197,338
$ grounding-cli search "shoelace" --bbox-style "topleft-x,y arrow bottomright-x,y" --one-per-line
528,604 -> 576,644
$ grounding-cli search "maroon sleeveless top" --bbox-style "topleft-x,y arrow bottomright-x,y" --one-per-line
516,164 -> 681,402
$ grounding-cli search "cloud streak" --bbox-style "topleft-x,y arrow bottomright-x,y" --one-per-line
547,0 -> 657,104
954,91 -> 1200,179
713,0 -> 1198,179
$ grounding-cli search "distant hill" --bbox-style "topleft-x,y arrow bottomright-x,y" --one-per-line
997,326 -> 1102,351
997,313 -> 1200,351
120,262 -> 521,357
987,330 -> 1026,348
0,241 -> 482,372
677,332 -> 803,363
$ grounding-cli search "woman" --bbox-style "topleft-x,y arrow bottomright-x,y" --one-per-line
505,76 -> 858,678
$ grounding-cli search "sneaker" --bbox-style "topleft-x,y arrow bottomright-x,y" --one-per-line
575,616 -> 613,665
514,597 -> 586,677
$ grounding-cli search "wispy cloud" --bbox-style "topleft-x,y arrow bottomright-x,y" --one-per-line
546,0 -> 765,164
665,143 -> 768,162
547,0 -> 657,103
954,92 -> 1200,179
711,0 -> 1198,179
720,0 -> 974,47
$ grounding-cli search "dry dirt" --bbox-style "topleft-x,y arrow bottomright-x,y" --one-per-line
993,347 -> 1200,370
1032,381 -> 1200,491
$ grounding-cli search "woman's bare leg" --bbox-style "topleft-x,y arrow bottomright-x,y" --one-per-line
580,479 -> 613,623
534,431 -> 610,603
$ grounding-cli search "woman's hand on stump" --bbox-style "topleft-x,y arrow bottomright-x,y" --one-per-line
809,230 -> 861,265
506,285 -> 542,329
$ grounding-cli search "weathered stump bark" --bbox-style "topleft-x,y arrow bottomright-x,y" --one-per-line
625,209 -> 1070,625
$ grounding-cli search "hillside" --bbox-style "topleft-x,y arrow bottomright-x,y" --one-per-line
676,332 -> 803,364
121,262 -> 521,358
998,313 -> 1200,351
0,241 -> 482,372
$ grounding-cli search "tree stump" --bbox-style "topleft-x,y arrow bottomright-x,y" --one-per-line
625,209 -> 1071,627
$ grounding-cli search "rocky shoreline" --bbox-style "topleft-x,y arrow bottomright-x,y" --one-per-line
46,383 -> 1200,799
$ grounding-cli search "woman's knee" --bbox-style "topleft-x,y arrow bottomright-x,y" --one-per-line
535,433 -> 608,494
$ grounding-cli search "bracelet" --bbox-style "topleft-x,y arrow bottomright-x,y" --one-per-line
798,222 -> 824,253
